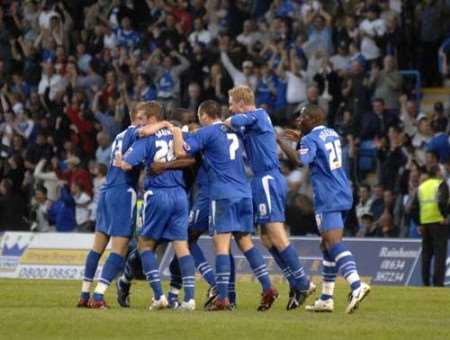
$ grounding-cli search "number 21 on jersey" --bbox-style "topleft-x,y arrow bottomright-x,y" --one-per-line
154,140 -> 175,162
325,139 -> 342,170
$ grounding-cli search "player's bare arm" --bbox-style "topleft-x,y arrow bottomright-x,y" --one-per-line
149,158 -> 196,176
223,117 -> 232,128
138,120 -> 173,138
283,128 -> 302,142
276,136 -> 300,167
172,127 -> 189,158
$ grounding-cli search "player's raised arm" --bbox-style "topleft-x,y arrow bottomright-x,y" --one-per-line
225,112 -> 256,128
226,86 -> 258,128
172,126 -> 189,158
277,135 -> 300,167
138,121 -> 173,138
173,125 -> 205,158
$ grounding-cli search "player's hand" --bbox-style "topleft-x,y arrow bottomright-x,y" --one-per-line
399,94 -> 408,106
283,129 -> 302,142
149,161 -> 166,176
162,120 -> 173,129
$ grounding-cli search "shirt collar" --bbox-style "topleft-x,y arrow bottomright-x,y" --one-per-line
312,125 -> 326,131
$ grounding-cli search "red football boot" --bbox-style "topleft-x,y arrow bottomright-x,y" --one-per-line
257,287 -> 279,311
76,298 -> 90,308
205,297 -> 232,311
87,297 -> 110,309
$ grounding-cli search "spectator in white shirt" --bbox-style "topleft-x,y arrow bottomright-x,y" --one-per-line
285,58 -> 307,112
33,158 -> 60,202
30,186 -> 53,232
95,131 -> 111,166
38,62 -> 67,101
236,20 -> 262,49
88,162 -> 107,223
356,184 -> 374,225
359,5 -> 386,62
103,23 -> 117,49
189,17 -> 212,48
330,42 -> 351,72
38,2 -> 59,30
70,181 -> 91,228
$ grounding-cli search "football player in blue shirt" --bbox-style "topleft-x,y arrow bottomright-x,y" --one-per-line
78,102 -> 162,309
172,100 -> 278,311
115,124 -> 225,309
284,104 -> 370,313
114,102 -> 197,311
225,85 -> 316,310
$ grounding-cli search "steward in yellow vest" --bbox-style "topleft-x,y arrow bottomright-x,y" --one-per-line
411,165 -> 449,287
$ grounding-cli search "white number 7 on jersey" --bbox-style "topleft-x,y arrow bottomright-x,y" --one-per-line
227,133 -> 239,160
325,140 -> 342,170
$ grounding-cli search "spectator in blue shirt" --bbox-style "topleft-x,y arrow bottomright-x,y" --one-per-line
427,119 -> 450,163
116,16 -> 141,50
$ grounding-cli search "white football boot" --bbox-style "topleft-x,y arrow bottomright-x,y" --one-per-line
305,298 -> 334,312
346,282 -> 371,314
149,295 -> 169,310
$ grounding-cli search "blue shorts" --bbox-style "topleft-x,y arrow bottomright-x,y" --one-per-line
140,187 -> 189,241
315,211 -> 345,233
96,186 -> 137,238
209,197 -> 254,236
188,193 -> 209,234
251,170 -> 287,224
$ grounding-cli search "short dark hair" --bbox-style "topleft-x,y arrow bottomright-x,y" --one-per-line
427,165 -> 440,177
426,150 -> 439,160
198,100 -> 221,119
372,98 -> 385,105
35,185 -> 47,196
360,183 -> 371,192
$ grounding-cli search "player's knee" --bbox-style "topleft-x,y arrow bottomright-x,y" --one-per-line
260,233 -> 272,249
322,230 -> 343,250
111,237 -> 130,256
265,223 -> 289,250
173,240 -> 190,258
137,237 -> 156,253
235,232 -> 253,252
92,232 -> 109,253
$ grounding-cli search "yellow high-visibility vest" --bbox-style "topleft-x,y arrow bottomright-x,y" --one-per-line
418,178 -> 444,224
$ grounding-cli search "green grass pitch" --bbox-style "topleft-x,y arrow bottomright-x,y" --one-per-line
1,278 -> 449,340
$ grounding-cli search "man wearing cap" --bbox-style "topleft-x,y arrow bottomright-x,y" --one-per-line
411,165 -> 449,286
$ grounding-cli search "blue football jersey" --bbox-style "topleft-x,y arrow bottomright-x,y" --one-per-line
184,123 -> 251,200
104,126 -> 140,189
230,108 -> 280,174
195,161 -> 209,197
124,128 -> 185,189
297,125 -> 353,212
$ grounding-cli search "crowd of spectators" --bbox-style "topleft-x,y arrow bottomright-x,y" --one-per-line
0,0 -> 449,238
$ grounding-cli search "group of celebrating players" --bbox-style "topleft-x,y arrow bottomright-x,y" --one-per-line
76,85 -> 370,314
